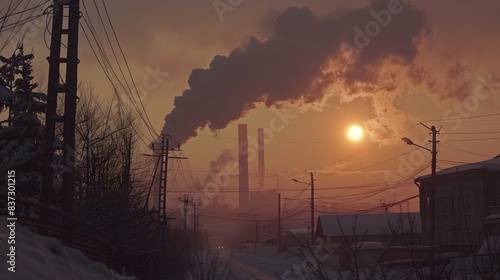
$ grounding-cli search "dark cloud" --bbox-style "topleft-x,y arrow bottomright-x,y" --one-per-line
161,0 -> 430,144
442,60 -> 473,100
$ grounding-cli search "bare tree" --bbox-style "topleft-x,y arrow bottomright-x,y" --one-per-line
279,212 -> 459,280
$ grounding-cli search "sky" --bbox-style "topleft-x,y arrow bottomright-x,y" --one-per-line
2,0 -> 500,215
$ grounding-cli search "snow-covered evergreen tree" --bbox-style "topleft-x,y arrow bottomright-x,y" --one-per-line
0,45 -> 46,208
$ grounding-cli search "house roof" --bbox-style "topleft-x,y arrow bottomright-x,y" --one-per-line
415,155 -> 500,181
316,213 -> 421,237
259,228 -> 311,243
283,227 -> 310,236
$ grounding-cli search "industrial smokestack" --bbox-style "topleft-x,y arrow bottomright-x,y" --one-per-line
258,128 -> 265,189
238,124 -> 249,208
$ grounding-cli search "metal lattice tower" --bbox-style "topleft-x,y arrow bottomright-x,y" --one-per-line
40,0 -> 80,222
158,136 -> 168,222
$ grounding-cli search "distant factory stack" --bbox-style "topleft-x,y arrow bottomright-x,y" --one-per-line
258,128 -> 265,189
238,124 -> 249,208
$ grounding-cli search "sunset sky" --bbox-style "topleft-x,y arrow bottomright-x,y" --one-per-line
2,0 -> 500,214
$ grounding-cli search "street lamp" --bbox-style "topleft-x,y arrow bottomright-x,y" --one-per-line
401,137 -> 431,152
292,172 -> 315,245
402,125 -> 438,247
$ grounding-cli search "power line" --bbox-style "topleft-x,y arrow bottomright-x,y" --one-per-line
305,122 -> 421,172
99,0 -> 158,140
1,3 -> 47,52
444,137 -> 500,142
438,143 -> 491,159
344,147 -> 426,172
79,13 -> 155,148
78,2 -> 159,146
421,112 -> 500,123
442,131 -> 500,135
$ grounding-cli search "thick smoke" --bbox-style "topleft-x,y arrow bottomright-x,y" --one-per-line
204,149 -> 236,185
161,0 -> 430,144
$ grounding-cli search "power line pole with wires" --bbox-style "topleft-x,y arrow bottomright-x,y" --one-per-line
40,1 -> 80,239
147,135 -> 187,224
310,172 -> 315,245
278,192 -> 281,254
143,135 -> 187,246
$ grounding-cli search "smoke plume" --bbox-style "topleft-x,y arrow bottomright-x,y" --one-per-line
161,0 -> 430,144
204,149 -> 236,185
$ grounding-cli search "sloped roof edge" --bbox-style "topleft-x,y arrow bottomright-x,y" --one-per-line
415,156 -> 500,181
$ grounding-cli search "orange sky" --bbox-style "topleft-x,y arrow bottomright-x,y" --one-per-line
2,0 -> 500,216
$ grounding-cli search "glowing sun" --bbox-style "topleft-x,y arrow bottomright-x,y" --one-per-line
347,125 -> 364,141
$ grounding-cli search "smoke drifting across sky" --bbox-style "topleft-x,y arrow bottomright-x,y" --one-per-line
161,0 -> 431,144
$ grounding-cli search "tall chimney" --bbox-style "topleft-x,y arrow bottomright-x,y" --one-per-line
238,124 -> 249,208
258,128 -> 265,189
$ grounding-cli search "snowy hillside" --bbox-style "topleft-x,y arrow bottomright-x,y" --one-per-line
0,220 -> 135,280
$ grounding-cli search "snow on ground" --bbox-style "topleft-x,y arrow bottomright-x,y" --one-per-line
217,249 -> 403,280
221,250 -> 292,279
217,249 -> 340,279
1,221 -> 135,280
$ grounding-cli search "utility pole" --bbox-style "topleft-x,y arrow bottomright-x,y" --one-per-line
310,172 -> 315,245
193,200 -> 198,249
430,125 -> 438,248
147,135 -> 186,225
402,123 -> 439,247
255,218 -> 258,249
41,0 -> 81,231
292,174 -> 315,245
143,135 -> 187,247
156,135 -> 167,223
278,192 -> 281,254
179,194 -> 191,231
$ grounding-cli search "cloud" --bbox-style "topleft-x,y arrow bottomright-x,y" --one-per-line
161,0 -> 430,145
204,149 -> 236,185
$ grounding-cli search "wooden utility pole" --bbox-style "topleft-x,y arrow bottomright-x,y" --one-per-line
41,0 -> 81,229
278,192 -> 281,253
310,172 -> 315,245
148,135 -> 186,224
193,200 -> 198,249
143,135 -> 186,247
158,135 -> 168,223
179,194 -> 190,231
255,218 -> 258,249
402,123 -> 439,247
430,125 -> 438,248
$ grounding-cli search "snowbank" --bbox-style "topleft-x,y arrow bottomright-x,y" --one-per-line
1,221 -> 135,280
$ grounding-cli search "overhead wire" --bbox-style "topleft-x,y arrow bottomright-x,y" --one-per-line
442,131 -> 500,135
99,0 -> 158,140
343,146 -> 427,172
16,0 -> 48,45
421,112 -> 500,123
0,0 -> 25,36
79,1 -> 158,146
438,143 -> 492,159
0,0 -> 47,21
444,137 -> 500,142
0,0 -> 52,52
79,8 -> 155,148
303,122 -> 421,173
1,1 -> 36,51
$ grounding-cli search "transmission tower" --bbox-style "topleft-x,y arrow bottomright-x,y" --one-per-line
40,0 -> 80,224
148,135 -> 187,224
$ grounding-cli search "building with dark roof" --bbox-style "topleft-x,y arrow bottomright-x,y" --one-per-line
415,155 -> 500,249
315,213 -> 423,270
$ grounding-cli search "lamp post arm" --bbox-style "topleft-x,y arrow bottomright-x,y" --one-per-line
412,143 -> 432,153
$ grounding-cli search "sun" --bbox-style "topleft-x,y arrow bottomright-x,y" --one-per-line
347,125 -> 364,141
